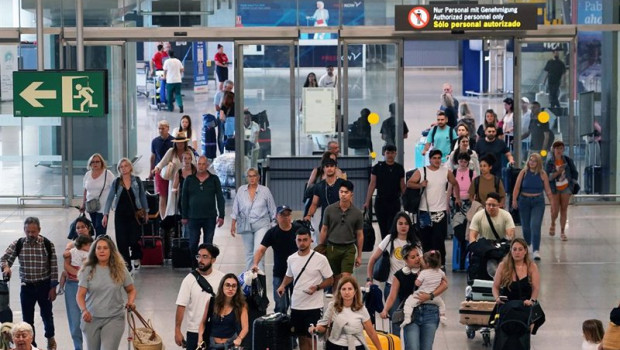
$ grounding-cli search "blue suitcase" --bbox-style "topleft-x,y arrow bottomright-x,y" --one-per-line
452,235 -> 469,272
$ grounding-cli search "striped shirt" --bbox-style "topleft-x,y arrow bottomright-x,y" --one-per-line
1,236 -> 59,284
231,184 -> 277,224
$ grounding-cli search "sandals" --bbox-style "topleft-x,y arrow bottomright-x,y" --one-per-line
561,233 -> 568,241
549,226 -> 556,236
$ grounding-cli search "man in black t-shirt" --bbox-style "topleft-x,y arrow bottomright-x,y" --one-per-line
363,145 -> 406,239
304,158 -> 345,229
521,101 -> 552,157
252,205 -> 298,313
474,125 -> 515,176
544,50 -> 566,108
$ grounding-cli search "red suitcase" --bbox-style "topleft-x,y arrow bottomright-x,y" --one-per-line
139,236 -> 164,266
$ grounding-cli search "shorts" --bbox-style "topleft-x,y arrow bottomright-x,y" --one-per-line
325,243 -> 356,275
552,186 -> 572,195
216,66 -> 228,82
154,173 -> 169,195
290,308 -> 322,337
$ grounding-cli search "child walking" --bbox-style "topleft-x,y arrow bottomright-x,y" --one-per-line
582,319 -> 604,350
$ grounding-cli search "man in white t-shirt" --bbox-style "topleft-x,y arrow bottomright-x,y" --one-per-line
469,192 -> 515,243
406,149 -> 460,267
277,227 -> 333,350
163,50 -> 185,113
174,244 -> 225,350
318,65 -> 337,88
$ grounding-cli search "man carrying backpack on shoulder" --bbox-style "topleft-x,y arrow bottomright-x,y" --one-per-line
422,111 -> 457,164
1,217 -> 58,350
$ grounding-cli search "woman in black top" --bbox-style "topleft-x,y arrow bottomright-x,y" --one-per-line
492,238 -> 540,304
380,244 -> 448,350
198,273 -> 248,349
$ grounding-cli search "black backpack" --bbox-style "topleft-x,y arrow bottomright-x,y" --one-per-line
402,167 -> 427,213
430,125 -> 456,150
348,121 -> 367,149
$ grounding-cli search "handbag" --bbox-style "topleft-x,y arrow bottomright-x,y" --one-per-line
571,180 -> 580,195
391,299 -> 406,324
127,308 -> 163,350
86,170 -> 107,213
125,181 -> 147,225
402,167 -> 426,213
372,239 -> 393,282
160,161 -> 176,181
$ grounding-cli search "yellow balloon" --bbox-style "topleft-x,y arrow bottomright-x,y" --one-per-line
370,152 -> 377,159
538,111 -> 550,124
367,113 -> 380,125
541,150 -> 548,157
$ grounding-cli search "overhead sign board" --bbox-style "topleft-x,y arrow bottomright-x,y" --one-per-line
395,4 -> 538,32
13,70 -> 108,117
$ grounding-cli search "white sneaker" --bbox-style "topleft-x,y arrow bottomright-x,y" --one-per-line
533,251 -> 541,261
325,293 -> 333,298
132,260 -> 141,270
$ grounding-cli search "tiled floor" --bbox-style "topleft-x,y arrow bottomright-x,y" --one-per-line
1,203 -> 618,349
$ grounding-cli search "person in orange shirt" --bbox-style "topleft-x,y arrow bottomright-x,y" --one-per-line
545,140 -> 578,241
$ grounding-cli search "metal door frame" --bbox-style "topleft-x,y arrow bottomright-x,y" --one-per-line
340,39 -> 404,164
234,40 -> 297,188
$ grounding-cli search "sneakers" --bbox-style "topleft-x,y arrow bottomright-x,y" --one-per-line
132,259 -> 141,270
179,106 -> 184,113
533,251 -> 541,261
325,293 -> 333,298
47,337 -> 57,350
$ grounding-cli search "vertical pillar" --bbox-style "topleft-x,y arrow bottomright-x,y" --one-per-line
36,0 -> 43,71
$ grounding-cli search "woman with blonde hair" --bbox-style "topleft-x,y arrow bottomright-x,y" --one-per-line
76,236 -> 136,350
103,158 -> 148,271
81,153 -> 115,237
310,276 -> 383,350
511,153 -> 554,261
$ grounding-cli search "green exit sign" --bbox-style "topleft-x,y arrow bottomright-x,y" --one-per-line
13,70 -> 108,117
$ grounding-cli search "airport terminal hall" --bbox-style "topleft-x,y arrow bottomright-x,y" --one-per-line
1,0 -> 620,349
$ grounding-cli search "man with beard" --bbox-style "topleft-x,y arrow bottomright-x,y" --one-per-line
174,244 -> 224,350
1,217 -> 59,350
277,227 -> 333,350
474,124 -> 515,176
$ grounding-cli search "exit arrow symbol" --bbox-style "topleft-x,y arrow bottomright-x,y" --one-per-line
20,82 -> 57,108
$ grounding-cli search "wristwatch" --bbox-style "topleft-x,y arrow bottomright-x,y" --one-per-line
430,292 -> 435,301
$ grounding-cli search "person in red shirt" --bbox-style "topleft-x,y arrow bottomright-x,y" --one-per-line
150,44 -> 168,76
214,44 -> 230,91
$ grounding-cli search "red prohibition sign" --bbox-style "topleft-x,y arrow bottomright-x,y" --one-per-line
408,7 -> 430,29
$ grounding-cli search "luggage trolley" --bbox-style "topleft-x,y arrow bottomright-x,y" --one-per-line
461,279 -> 495,346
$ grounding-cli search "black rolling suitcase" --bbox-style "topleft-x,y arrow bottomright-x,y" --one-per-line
253,313 -> 293,350
584,165 -> 602,194
171,238 -> 192,268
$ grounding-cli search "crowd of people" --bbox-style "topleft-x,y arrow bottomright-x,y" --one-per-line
0,78 -> 615,350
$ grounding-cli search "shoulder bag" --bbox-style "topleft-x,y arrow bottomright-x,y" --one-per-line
125,178 -> 146,225
293,251 -> 316,287
417,168 -> 432,228
86,170 -> 107,213
372,238 -> 394,282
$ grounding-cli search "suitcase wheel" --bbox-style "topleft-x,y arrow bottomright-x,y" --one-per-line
466,328 -> 475,339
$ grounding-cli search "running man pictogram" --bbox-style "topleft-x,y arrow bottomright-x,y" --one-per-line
74,83 -> 98,112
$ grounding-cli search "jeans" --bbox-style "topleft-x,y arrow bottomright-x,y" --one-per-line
384,282 -> 402,335
188,217 -> 217,267
272,276 -> 292,314
88,212 -> 107,237
166,82 -> 183,111
20,280 -> 55,341
518,195 -> 545,251
240,225 -> 270,271
65,280 -> 83,350
402,304 -> 439,350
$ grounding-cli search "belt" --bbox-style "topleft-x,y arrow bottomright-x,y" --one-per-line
22,279 -> 50,287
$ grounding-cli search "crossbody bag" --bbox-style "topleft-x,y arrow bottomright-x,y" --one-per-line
86,171 -> 107,213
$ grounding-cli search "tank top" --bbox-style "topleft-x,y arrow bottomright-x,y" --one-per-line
210,310 -> 239,338
554,158 -> 569,191
500,276 -> 532,301
419,166 -> 449,212
520,171 -> 544,194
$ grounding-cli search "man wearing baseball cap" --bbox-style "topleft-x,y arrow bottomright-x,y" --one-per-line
252,205 -> 298,313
